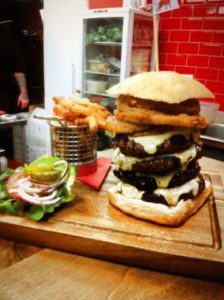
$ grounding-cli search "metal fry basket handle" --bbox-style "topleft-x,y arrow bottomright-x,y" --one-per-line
34,114 -> 67,127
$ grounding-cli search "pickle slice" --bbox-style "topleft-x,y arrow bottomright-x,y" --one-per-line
30,170 -> 59,184
25,162 -> 60,184
25,163 -> 55,174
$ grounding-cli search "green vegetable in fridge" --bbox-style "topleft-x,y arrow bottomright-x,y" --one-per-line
86,24 -> 122,44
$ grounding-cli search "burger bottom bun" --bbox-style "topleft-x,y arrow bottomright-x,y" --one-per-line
115,107 -> 207,129
108,177 -> 213,227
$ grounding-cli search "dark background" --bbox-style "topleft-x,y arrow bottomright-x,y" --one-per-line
0,0 -> 44,159
0,0 -> 44,106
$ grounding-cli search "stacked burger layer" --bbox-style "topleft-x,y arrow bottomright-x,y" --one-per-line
106,71 -> 214,226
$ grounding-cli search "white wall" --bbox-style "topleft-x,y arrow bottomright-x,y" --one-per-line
44,0 -> 88,112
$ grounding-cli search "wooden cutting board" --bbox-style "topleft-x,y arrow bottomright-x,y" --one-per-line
0,155 -> 224,282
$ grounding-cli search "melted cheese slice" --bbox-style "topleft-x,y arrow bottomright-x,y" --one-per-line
117,182 -> 144,199
154,177 -> 200,206
129,129 -> 194,155
117,177 -> 201,207
150,172 -> 175,188
168,145 -> 196,169
112,147 -> 148,171
129,132 -> 174,155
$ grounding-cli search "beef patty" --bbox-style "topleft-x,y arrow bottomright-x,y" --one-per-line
123,145 -> 203,174
114,133 -> 194,158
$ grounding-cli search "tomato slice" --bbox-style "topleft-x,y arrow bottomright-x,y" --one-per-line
6,172 -> 27,201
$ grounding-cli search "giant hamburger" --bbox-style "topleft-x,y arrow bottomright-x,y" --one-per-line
106,71 -> 214,226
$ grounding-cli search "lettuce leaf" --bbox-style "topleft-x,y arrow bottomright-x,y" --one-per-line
0,168 -> 14,181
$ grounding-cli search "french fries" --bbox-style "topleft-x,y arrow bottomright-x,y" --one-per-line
52,96 -> 110,133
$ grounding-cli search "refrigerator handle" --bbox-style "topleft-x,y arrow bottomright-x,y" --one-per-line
72,63 -> 81,96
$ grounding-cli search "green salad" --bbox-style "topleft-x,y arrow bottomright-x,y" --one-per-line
0,157 -> 76,221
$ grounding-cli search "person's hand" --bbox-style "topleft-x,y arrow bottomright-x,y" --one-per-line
17,92 -> 30,109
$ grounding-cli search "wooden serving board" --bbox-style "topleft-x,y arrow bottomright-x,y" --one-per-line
0,156 -> 224,282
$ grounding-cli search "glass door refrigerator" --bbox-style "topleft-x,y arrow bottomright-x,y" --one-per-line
81,7 -> 154,113
80,7 -> 153,149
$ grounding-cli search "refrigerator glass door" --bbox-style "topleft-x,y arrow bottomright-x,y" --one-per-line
130,13 -> 154,75
83,16 -> 123,112
81,9 -> 153,115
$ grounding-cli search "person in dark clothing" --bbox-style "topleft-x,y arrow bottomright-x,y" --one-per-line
0,0 -> 29,113
0,1 -> 30,159
0,23 -> 30,113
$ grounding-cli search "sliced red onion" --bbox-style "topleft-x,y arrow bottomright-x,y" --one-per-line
54,160 -> 68,178
17,187 -> 61,206
18,187 -> 58,201
17,178 -> 57,194
39,197 -> 61,205
17,178 -> 48,193
8,188 -> 18,194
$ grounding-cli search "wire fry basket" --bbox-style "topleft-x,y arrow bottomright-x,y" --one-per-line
49,121 -> 97,166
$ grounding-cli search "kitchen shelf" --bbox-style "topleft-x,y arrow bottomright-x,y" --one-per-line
87,42 -> 153,48
85,70 -> 120,77
84,91 -> 116,98
93,42 -> 122,46
133,43 -> 152,48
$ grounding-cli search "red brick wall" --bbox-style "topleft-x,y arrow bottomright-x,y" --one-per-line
89,0 -> 224,110
158,0 -> 224,110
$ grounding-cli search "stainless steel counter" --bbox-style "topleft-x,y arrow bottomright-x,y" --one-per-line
0,114 -> 27,162
0,115 -> 27,129
201,123 -> 224,161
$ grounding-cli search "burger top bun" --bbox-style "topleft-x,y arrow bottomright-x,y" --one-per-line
107,71 -> 214,104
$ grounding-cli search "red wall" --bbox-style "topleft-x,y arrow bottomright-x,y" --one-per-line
158,0 -> 224,111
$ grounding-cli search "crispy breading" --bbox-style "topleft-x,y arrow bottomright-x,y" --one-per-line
105,116 -> 152,134
117,95 -> 200,116
115,108 -> 207,129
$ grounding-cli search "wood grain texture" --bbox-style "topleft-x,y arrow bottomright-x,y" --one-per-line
0,249 -> 224,300
0,238 -> 41,271
0,156 -> 224,281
